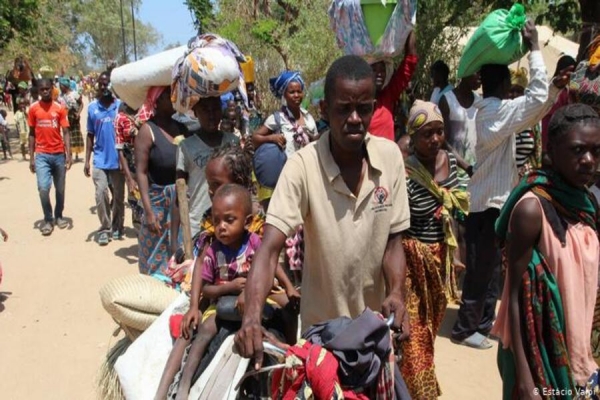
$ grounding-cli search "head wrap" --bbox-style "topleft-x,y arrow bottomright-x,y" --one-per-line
17,81 -> 28,90
135,86 -> 167,125
365,57 -> 394,89
58,77 -> 70,88
510,67 -> 528,89
269,71 -> 305,99
407,100 -> 443,135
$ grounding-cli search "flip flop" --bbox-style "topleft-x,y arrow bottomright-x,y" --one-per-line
41,222 -> 54,236
451,332 -> 493,350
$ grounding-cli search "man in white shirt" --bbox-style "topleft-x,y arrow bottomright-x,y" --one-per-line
451,21 -> 571,348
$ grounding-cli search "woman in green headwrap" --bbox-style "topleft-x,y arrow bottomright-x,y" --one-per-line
400,100 -> 469,398
492,104 -> 600,400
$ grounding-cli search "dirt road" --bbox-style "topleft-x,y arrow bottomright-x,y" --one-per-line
0,105 -> 501,399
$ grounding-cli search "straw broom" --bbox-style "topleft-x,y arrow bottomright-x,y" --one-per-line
96,329 -> 131,400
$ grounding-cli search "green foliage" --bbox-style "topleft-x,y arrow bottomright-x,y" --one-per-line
251,19 -> 279,46
184,0 -> 214,31
534,0 -> 581,33
184,0 -> 585,107
76,0 -> 161,66
1,0 -> 161,75
0,0 -> 39,50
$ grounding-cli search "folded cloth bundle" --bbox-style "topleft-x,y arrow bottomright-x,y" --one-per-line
171,33 -> 248,113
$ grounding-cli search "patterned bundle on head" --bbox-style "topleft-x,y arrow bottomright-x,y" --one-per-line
171,33 -> 248,113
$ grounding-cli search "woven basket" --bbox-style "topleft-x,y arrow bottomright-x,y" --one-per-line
99,274 -> 179,340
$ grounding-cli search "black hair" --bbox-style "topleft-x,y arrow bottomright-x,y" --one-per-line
99,70 -> 111,79
0,110 -> 6,118
548,103 -> 600,142
554,55 -> 576,77
209,143 -> 253,190
324,55 -> 374,104
430,60 -> 450,77
37,78 -> 53,87
480,64 -> 510,96
213,183 -> 252,216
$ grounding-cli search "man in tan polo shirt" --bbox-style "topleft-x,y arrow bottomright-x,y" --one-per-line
235,55 -> 411,367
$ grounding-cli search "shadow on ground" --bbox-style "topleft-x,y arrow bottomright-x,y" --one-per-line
115,244 -> 138,265
0,291 -> 12,313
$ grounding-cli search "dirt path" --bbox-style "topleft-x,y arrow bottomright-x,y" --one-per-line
0,104 -> 501,399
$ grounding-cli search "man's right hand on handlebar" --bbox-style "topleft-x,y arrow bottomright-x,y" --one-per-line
234,317 -> 265,370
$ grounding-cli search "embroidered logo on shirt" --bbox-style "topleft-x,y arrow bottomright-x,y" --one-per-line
373,186 -> 389,205
372,186 -> 392,213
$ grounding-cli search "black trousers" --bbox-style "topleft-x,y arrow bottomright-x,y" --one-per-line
452,208 -> 502,341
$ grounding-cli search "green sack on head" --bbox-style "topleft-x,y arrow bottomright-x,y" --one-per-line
457,3 -> 528,79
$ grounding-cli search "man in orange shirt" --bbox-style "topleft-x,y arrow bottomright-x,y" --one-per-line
28,79 -> 71,236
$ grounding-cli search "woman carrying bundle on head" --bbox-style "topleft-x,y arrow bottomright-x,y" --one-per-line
135,85 -> 188,284
399,100 -> 469,398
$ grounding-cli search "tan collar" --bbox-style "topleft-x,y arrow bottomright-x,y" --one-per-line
316,131 -> 383,184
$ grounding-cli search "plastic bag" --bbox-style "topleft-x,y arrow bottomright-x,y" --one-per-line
171,33 -> 247,113
457,3 -> 527,79
328,0 -> 416,59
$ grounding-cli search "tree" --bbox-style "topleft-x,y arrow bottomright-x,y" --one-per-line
184,0 -> 214,32
186,0 -> 590,106
0,0 -> 39,50
1,0 -> 83,76
76,0 -> 161,67
186,0 -> 338,113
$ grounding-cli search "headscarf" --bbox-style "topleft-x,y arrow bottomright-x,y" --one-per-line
58,77 -> 70,88
135,86 -> 167,125
407,100 -> 443,135
269,71 -> 305,99
510,67 -> 529,89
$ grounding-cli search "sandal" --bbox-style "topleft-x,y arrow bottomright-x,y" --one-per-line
451,332 -> 493,350
41,222 -> 54,236
97,231 -> 110,246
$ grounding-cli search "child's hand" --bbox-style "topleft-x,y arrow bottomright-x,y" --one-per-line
0,228 -> 7,242
231,277 -> 247,292
180,308 -> 200,340
236,291 -> 245,315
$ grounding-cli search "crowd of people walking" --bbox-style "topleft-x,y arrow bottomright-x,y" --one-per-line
3,10 -> 600,400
